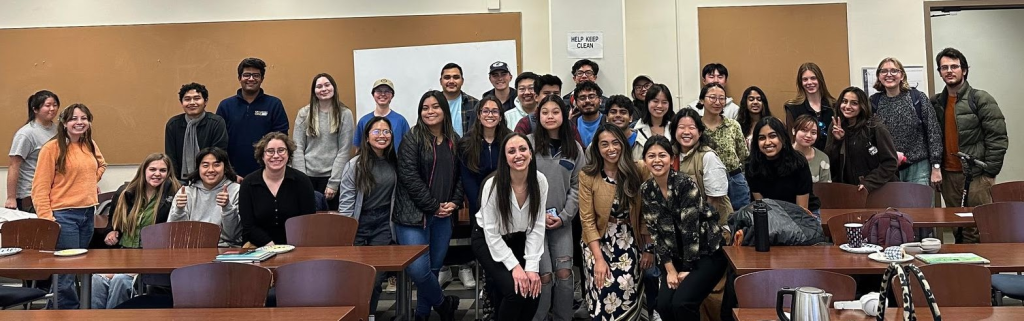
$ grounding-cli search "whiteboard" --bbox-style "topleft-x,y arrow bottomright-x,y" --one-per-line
352,40 -> 518,127
862,66 -> 927,96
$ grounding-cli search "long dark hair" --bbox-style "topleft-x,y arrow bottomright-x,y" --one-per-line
836,86 -> 874,129
27,90 -> 60,124
184,147 -> 238,185
582,124 -> 641,199
305,73 -> 348,137
410,90 -> 458,153
461,96 -> 511,173
53,104 -> 98,174
356,117 -> 397,194
642,84 -> 674,127
693,82 -> 726,111
488,133 -> 541,234
532,95 -> 580,160
737,86 -> 772,136
669,108 -> 716,156
745,116 -> 806,180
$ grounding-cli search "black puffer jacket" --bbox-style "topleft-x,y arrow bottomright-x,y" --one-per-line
394,132 -> 464,226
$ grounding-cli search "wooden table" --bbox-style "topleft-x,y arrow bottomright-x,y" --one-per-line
0,306 -> 356,321
724,243 -> 1024,275
819,207 -> 975,236
734,306 -> 1024,320
0,246 -> 425,320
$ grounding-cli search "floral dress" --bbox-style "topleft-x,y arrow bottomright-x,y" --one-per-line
582,180 -> 647,321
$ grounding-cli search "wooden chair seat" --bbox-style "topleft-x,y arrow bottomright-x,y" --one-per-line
275,259 -> 377,320
974,202 -> 1024,243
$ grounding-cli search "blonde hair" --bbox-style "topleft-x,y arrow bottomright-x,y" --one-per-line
873,57 -> 911,92
785,62 -> 836,107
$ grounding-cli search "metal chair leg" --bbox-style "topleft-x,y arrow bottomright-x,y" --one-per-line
474,263 -> 480,320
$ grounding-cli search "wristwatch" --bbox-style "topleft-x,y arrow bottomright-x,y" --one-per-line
932,164 -> 941,169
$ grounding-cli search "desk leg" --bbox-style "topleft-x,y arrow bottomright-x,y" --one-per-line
51,274 -> 59,308
396,271 -> 411,321
79,273 -> 92,309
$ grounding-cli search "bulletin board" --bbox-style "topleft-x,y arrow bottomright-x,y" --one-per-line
0,13 -> 522,165
697,3 -> 850,118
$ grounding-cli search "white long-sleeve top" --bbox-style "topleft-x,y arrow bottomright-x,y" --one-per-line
475,173 -> 548,272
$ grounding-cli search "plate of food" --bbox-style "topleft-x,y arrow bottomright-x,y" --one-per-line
54,249 -> 88,257
839,243 -> 882,254
258,244 -> 295,254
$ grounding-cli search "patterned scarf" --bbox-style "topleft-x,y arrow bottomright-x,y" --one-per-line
181,112 -> 206,178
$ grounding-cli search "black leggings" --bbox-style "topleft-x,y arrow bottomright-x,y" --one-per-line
471,228 -> 539,321
656,249 -> 728,321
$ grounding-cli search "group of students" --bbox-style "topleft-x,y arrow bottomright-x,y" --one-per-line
7,46 -> 1007,321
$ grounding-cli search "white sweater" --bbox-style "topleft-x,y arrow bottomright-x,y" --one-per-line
475,173 -> 549,272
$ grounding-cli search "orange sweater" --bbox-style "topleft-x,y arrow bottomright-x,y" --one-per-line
31,140 -> 106,220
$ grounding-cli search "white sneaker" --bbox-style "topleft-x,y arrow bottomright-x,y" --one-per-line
384,276 -> 396,293
438,266 -> 453,287
458,265 -> 477,288
651,311 -> 662,321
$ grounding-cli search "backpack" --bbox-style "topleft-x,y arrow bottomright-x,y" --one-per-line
863,208 -> 915,248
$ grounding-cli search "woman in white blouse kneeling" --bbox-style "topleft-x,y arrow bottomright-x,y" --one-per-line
471,133 -> 548,321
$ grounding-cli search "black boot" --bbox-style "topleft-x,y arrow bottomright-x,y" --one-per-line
434,295 -> 459,321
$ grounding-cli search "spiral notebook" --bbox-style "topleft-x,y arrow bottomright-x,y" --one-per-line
914,253 -> 990,264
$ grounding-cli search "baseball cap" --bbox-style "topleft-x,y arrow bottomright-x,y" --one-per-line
489,61 -> 510,74
372,78 -> 395,93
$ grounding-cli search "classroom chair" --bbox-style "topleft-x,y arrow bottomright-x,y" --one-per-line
170,262 -> 273,308
275,259 -> 377,320
865,182 -> 934,208
992,181 -> 1024,202
974,202 -> 1024,243
812,182 -> 867,209
285,213 -> 357,246
824,211 -> 875,245
733,269 -> 856,308
0,218 -> 59,309
116,221 -> 220,309
893,263 -> 991,307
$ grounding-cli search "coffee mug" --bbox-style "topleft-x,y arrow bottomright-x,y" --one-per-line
920,237 -> 941,253
844,223 -> 864,248
883,246 -> 905,261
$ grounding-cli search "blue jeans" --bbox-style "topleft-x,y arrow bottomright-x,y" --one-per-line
91,274 -> 134,309
394,215 -> 452,317
727,172 -> 751,211
52,207 -> 95,309
899,160 -> 934,204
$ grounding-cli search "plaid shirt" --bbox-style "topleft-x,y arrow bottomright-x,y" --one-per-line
455,92 -> 479,136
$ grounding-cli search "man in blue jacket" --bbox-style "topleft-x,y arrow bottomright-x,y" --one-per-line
216,57 -> 289,177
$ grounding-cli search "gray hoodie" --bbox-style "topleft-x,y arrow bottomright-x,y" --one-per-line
168,179 -> 243,247
527,135 -> 584,225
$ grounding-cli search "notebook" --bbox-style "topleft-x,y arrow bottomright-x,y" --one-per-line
214,249 -> 276,263
914,253 -> 990,264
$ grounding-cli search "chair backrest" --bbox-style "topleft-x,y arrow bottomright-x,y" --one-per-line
893,263 -> 991,307
285,213 -> 357,246
813,182 -> 867,209
170,262 -> 273,308
825,211 -> 875,245
734,269 -> 857,308
94,191 -> 117,229
0,218 -> 60,250
974,202 -> 1024,243
865,182 -> 934,208
992,181 -> 1024,202
275,259 -> 377,319
140,221 -> 220,249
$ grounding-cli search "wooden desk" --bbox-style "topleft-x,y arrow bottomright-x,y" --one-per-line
0,306 -> 356,321
0,246 -> 424,320
734,307 -> 1024,320
724,243 -> 1024,275
819,207 -> 975,237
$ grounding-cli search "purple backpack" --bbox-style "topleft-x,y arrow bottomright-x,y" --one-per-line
863,208 -> 915,248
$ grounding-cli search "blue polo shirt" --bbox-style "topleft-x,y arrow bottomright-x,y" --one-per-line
353,109 -> 411,152
216,89 -> 289,176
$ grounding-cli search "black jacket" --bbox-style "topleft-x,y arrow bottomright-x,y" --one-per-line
164,112 -> 229,178
394,133 -> 464,226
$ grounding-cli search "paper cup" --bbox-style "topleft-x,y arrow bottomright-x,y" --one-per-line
844,223 -> 864,248
883,246 -> 905,261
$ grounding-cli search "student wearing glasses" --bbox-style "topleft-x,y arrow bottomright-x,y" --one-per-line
631,75 -> 653,122
683,63 -> 740,119
504,72 -> 540,131
238,132 -> 317,247
354,78 -> 410,153
573,81 -> 604,148
216,57 -> 289,177
563,59 -> 608,116
784,62 -> 837,151
698,83 -> 751,211
292,73 -> 355,211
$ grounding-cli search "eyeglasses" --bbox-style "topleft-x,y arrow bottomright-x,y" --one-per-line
241,73 -> 262,80
878,68 -> 902,76
264,148 -> 287,155
370,129 -> 392,136
938,64 -> 961,72
517,85 -> 535,92
480,109 -> 501,116
574,70 -> 595,77
577,94 -> 599,101
373,88 -> 394,95
705,96 -> 726,103
633,83 -> 652,90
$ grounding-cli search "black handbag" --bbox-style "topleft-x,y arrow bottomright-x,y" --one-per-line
877,263 -> 942,321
